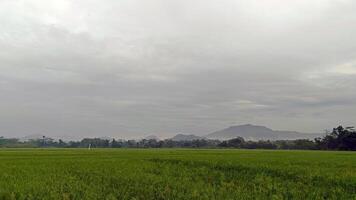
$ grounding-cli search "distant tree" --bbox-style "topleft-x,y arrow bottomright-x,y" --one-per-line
111,139 -> 122,148
218,137 -> 244,148
316,126 -> 356,150
127,140 -> 137,148
228,137 -> 245,148
57,139 -> 66,147
293,139 -> 317,150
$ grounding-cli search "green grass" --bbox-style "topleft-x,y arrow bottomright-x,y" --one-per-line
0,149 -> 355,200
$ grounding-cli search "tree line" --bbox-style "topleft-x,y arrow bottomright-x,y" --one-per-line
1,126 -> 355,150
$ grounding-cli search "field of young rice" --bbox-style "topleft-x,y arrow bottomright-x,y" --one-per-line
0,149 -> 355,200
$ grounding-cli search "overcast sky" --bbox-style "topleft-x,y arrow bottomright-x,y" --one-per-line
0,0 -> 355,138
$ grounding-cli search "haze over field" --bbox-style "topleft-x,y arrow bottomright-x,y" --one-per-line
0,0 -> 356,138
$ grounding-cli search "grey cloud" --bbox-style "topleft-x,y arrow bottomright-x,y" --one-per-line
0,0 -> 355,138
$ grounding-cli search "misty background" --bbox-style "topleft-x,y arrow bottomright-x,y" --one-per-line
0,0 -> 355,139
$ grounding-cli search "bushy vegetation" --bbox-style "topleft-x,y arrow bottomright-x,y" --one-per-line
0,149 -> 355,199
315,126 -> 356,150
1,126 -> 355,151
218,137 -> 319,150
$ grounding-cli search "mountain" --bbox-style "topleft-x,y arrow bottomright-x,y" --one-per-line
170,134 -> 204,141
206,124 -> 322,141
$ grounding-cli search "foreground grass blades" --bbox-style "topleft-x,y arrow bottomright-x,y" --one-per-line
0,149 -> 355,200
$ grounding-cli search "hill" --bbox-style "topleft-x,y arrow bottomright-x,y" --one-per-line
206,124 -> 322,141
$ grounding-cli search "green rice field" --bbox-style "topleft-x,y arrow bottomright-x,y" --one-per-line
0,149 -> 355,200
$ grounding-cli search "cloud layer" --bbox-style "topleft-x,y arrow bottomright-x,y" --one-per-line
0,0 -> 355,138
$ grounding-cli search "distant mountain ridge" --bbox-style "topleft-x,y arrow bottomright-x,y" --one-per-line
206,124 -> 322,141
15,124 -> 322,142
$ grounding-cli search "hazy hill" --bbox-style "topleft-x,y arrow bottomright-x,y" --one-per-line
206,124 -> 322,141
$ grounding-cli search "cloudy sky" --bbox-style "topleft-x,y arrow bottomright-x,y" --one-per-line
0,0 -> 355,138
